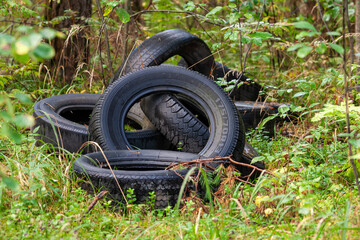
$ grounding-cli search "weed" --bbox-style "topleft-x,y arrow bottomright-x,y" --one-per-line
1,0 -> 360,239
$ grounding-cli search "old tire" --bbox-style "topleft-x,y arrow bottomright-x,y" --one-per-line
215,63 -> 262,102
140,93 -> 264,176
178,59 -> 262,101
111,29 -> 216,83
73,150 -> 200,208
235,101 -> 279,137
238,141 -> 265,179
32,94 -> 168,153
141,93 -> 210,153
89,65 -> 245,163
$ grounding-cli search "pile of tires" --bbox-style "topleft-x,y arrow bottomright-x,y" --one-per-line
32,29 -> 290,209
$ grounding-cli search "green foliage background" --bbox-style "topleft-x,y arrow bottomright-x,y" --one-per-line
0,0 -> 359,238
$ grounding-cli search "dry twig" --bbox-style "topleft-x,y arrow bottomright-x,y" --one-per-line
84,191 -> 109,215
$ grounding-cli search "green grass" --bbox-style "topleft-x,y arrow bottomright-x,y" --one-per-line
1,97 -> 359,239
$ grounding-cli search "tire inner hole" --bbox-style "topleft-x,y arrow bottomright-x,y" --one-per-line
59,108 -> 92,125
59,106 -> 142,130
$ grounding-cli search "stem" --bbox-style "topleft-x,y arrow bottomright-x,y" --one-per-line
95,0 -> 114,82
345,0 -> 354,66
343,0 -> 360,195
316,0 -> 334,42
122,0 -> 131,64
229,1 -> 266,97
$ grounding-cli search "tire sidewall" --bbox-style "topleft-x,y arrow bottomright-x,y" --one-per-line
94,66 -> 241,158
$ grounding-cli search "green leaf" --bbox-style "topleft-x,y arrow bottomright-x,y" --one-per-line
206,6 -> 223,16
0,33 -> 14,56
298,207 -> 310,215
251,156 -> 265,164
15,92 -> 32,105
296,31 -> 320,40
349,139 -> 360,149
2,176 -> 18,190
297,46 -> 313,58
228,12 -> 241,24
252,38 -> 262,46
278,105 -> 290,114
293,21 -> 317,32
326,31 -> 341,36
13,114 -> 34,128
115,8 -> 130,23
0,110 -> 13,121
12,50 -> 30,63
293,92 -> 307,98
27,33 -> 42,49
106,0 -> 121,7
40,28 -> 57,40
262,55 -> 270,63
16,25 -> 33,33
257,115 -> 277,130
33,43 -> 55,60
1,125 -> 23,144
329,43 -> 344,54
56,31 -> 66,39
224,86 -> 234,92
287,43 -> 304,52
212,43 -> 221,50
316,42 -> 327,54
228,2 -> 237,8
240,36 -> 251,44
184,1 -> 196,11
249,32 -> 273,39
323,13 -> 330,22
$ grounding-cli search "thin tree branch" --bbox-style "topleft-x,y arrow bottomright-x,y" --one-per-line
316,0 -> 335,42
344,0 -> 354,65
343,0 -> 360,196
229,1 -> 266,97
121,0 -> 131,64
95,0 -> 114,78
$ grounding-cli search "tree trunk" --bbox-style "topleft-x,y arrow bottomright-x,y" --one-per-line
286,0 -> 319,22
45,0 -> 92,85
285,0 -> 297,18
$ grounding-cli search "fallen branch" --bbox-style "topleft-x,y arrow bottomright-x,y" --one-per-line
82,190 -> 109,218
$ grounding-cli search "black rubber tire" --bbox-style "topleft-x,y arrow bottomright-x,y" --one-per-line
73,150 -> 201,208
140,93 -> 264,177
111,29 -> 216,83
32,94 -> 169,153
235,101 -> 279,137
111,29 -> 217,145
238,141 -> 265,179
178,59 -> 262,101
141,94 -> 210,153
89,65 -> 245,163
215,63 -> 262,102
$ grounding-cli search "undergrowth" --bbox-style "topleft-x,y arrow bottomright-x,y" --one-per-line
1,0 -> 360,239
0,87 -> 359,238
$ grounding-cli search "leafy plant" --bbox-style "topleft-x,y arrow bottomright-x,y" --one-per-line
0,26 -> 58,63
287,20 -> 343,58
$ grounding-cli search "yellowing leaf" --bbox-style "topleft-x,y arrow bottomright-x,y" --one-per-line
255,196 -> 263,207
15,41 -> 30,55
264,208 -> 274,216
103,6 -> 112,17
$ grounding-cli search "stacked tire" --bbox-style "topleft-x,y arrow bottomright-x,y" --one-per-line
33,29 -> 273,209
